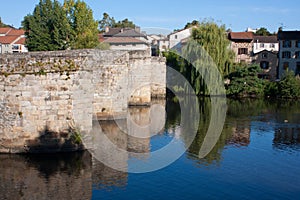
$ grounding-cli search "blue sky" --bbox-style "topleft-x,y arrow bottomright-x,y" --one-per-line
1,0 -> 300,33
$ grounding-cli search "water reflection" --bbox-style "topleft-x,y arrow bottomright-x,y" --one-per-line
172,98 -> 300,165
1,98 -> 300,199
0,152 -> 92,200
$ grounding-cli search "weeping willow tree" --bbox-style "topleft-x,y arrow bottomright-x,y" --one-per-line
165,20 -> 235,96
190,21 -> 235,75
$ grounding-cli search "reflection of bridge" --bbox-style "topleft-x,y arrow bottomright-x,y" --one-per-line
0,50 -> 166,153
89,100 -> 166,172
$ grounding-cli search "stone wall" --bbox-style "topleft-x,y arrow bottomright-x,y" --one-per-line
0,49 -> 166,153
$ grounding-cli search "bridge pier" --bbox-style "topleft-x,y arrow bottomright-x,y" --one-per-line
0,49 -> 166,153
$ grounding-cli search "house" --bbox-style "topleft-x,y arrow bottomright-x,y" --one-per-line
0,28 -> 27,54
252,50 -> 278,81
148,34 -> 169,56
103,27 -> 133,37
104,37 -> 150,51
102,27 -> 151,53
253,35 -> 279,54
157,38 -> 169,52
228,32 -> 254,64
278,31 -> 300,78
168,27 -> 193,50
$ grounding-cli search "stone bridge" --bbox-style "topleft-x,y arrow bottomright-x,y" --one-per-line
0,49 -> 166,153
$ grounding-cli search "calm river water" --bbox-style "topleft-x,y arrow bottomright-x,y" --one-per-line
0,98 -> 300,200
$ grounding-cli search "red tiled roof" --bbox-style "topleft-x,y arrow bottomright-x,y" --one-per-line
0,27 -> 12,34
7,29 -> 25,36
15,37 -> 26,45
104,37 -> 147,44
0,35 -> 19,44
229,32 -> 254,40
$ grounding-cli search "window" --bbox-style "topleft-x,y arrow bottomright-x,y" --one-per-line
296,41 -> 300,48
260,43 -> 265,48
282,51 -> 291,59
297,62 -> 300,75
238,48 -> 248,55
260,61 -> 269,69
283,40 -> 292,48
12,45 -> 19,50
283,62 -> 289,70
270,43 -> 276,48
175,35 -> 178,39
262,53 -> 268,59
295,51 -> 300,59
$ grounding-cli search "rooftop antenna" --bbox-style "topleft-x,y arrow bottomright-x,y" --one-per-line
279,23 -> 286,31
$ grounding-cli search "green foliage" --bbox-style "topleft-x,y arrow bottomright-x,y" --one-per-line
226,65 -> 266,97
184,20 -> 200,29
164,20 -> 234,96
99,13 -> 136,29
114,18 -> 136,29
23,0 -> 72,51
191,20 -> 235,75
0,17 -> 10,28
65,0 -> 99,49
22,0 -> 99,51
70,128 -> 82,145
99,12 -> 116,32
273,71 -> 300,98
96,42 -> 110,50
255,27 -> 272,36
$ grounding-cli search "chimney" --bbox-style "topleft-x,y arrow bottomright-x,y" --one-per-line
135,26 -> 141,33
105,26 -> 109,33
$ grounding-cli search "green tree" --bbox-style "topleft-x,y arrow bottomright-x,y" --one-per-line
184,20 -> 200,29
164,20 -> 234,96
64,0 -> 99,49
255,27 -> 271,36
23,0 -> 99,51
114,18 -> 136,29
278,71 -> 300,98
99,12 -> 116,32
0,17 -> 10,28
190,20 -> 235,75
226,65 -> 266,97
23,0 -> 73,51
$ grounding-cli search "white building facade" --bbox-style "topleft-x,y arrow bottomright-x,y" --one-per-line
253,35 -> 279,54
168,27 -> 193,50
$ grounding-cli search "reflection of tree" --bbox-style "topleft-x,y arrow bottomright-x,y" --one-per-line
272,101 -> 300,151
187,98 -> 232,165
180,98 -> 268,165
92,158 -> 128,190
0,152 -> 92,200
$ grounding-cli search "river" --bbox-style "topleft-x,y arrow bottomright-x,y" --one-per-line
0,98 -> 300,200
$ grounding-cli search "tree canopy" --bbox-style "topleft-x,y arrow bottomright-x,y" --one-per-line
22,0 -> 99,51
255,27 -> 272,36
164,20 -> 235,96
190,20 -> 235,75
184,20 -> 200,29
98,13 -> 136,32
0,17 -> 11,28
99,12 -> 116,32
